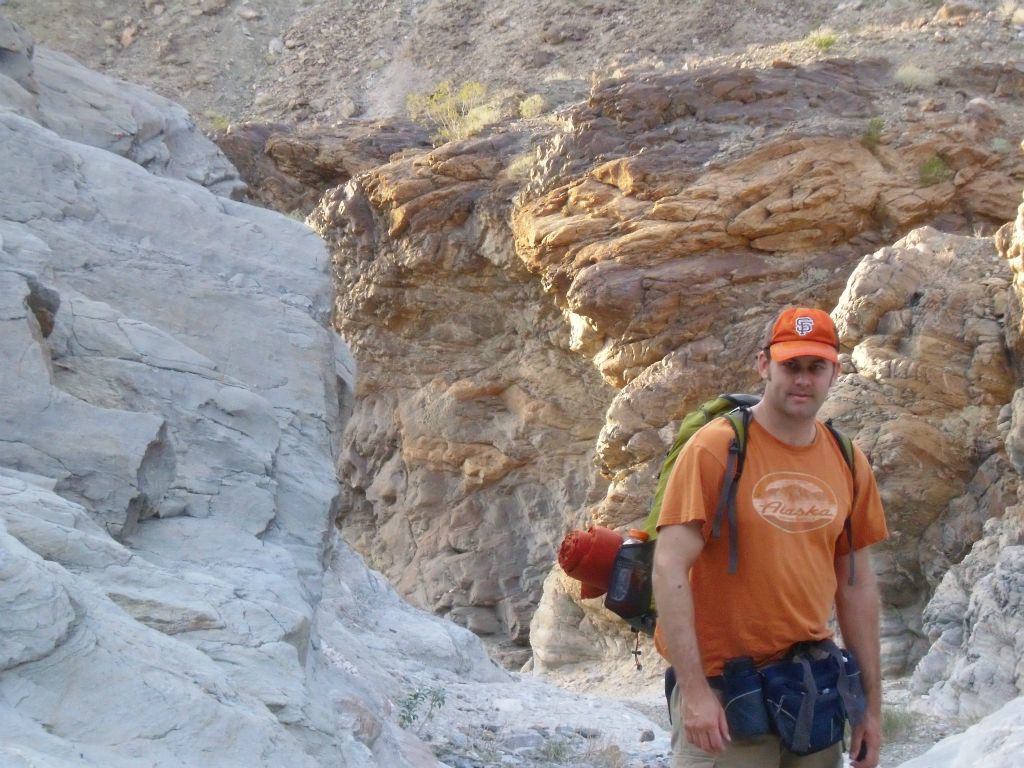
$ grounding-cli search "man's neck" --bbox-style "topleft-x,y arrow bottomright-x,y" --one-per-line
749,401 -> 818,447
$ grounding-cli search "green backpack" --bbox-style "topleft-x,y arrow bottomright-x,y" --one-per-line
607,393 -> 857,638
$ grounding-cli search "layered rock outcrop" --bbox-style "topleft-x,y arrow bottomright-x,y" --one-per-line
216,119 -> 431,215
314,133 -> 614,665
901,184 -> 1024,720
316,57 -> 1024,677
827,228 -> 1017,673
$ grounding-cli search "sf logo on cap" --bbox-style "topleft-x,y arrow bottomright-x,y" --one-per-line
795,316 -> 814,336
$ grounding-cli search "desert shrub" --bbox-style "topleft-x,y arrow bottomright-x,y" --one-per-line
894,64 -> 939,90
505,151 -> 536,180
397,686 -> 446,730
204,111 -> 231,132
918,154 -> 952,186
537,738 -> 572,762
860,117 -> 885,150
407,80 -> 491,144
519,93 -> 546,119
806,27 -> 837,51
581,739 -> 626,768
460,101 -> 502,137
882,704 -> 923,741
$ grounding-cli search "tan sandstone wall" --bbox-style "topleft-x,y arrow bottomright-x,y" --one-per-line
313,59 -> 1024,677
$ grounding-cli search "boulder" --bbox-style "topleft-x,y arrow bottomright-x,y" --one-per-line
896,696 -> 1024,768
908,189 -> 1024,718
215,119 -> 430,215
827,227 -> 1016,674
0,15 -> 243,197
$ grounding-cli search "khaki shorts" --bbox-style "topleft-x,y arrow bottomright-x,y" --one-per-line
669,680 -> 843,768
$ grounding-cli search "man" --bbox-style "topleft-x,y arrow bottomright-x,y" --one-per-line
652,307 -> 888,768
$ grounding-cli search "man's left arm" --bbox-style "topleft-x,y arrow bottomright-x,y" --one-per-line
835,546 -> 882,768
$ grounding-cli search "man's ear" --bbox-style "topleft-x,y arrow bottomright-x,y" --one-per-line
756,350 -> 770,380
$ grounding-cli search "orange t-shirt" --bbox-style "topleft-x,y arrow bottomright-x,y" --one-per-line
654,417 -> 888,676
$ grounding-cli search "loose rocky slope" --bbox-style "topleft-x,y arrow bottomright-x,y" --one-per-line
5,0 -> 1024,132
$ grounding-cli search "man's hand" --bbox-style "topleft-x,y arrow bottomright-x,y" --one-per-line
654,523 -> 730,753
849,711 -> 881,768
681,679 -> 730,753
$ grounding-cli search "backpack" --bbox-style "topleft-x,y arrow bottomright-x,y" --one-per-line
605,393 -> 857,638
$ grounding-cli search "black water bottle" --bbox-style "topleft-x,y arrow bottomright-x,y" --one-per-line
604,530 -> 652,619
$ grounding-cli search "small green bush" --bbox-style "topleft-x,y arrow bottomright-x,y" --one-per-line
919,154 -> 952,186
894,64 -> 939,90
537,738 -> 571,762
204,111 -> 232,132
407,80 -> 491,144
860,117 -> 885,150
519,94 -> 546,119
397,686 -> 446,730
806,27 -> 837,51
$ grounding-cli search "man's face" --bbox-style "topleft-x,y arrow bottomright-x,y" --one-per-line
757,353 -> 838,421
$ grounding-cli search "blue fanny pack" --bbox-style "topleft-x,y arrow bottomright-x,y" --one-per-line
710,639 -> 866,755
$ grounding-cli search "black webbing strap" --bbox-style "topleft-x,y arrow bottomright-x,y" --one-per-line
824,419 -> 857,586
791,656 -> 818,754
711,407 -> 752,575
824,639 -> 865,728
711,439 -> 738,542
788,639 -> 865,753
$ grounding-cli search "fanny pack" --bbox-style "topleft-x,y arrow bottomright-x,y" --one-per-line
710,639 -> 865,755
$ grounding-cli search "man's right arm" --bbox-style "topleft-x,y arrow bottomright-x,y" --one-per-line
653,523 -> 730,753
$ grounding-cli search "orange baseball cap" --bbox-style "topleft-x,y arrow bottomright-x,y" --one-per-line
768,307 -> 839,363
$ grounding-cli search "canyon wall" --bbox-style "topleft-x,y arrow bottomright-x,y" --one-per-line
0,17 -> 513,768
316,58 -> 1024,699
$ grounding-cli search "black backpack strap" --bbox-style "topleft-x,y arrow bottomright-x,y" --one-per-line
711,406 -> 753,574
791,656 -> 819,754
788,639 -> 861,752
824,419 -> 857,586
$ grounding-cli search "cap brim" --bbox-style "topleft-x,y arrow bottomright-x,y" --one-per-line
771,341 -> 838,363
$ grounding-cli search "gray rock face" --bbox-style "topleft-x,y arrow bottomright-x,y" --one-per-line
0,15 -> 244,198
826,227 -> 1017,676
0,271 -> 171,537
903,193 -> 1024,724
911,511 -> 1024,720
0,14 -> 519,767
896,696 -> 1024,768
